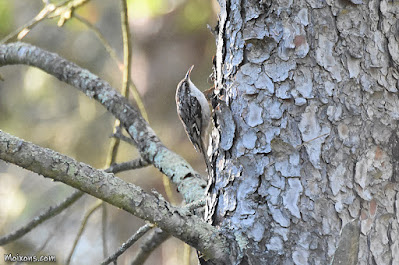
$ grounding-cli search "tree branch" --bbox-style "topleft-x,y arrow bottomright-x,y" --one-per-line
0,42 -> 206,204
0,190 -> 84,245
66,200 -> 103,265
101,224 -> 153,265
0,130 -> 229,262
130,228 -> 170,265
105,158 -> 150,174
73,14 -> 149,121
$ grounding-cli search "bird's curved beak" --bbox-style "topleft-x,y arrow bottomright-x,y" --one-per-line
185,65 -> 194,79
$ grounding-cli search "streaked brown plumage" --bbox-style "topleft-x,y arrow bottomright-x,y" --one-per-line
176,65 -> 211,173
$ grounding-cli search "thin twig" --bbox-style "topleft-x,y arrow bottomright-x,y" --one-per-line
105,158 -> 150,174
111,131 -> 136,146
100,1 -> 135,256
48,0 -> 91,26
102,203 -> 108,258
0,190 -> 84,245
105,125 -> 122,168
106,200 -> 204,265
119,0 -> 132,99
0,2 -> 56,43
104,0 -> 134,170
33,208 -> 70,255
102,200 -> 204,265
73,14 -> 149,122
65,200 -> 103,265
129,229 -> 170,265
101,223 -> 154,265
74,15 -> 122,69
129,200 -> 204,265
0,0 -> 84,44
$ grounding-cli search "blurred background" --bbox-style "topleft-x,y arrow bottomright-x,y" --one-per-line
0,0 -> 218,264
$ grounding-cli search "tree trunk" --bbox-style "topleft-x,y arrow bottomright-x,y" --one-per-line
206,0 -> 399,264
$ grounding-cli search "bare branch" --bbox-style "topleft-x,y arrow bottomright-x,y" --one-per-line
105,158 -> 150,174
73,14 -> 149,122
128,199 -> 205,265
0,42 -> 206,204
119,0 -> 132,99
102,223 -> 154,265
66,200 -> 103,265
104,0 -> 133,171
0,190 -> 84,245
101,203 -> 109,258
130,228 -> 170,265
0,131 -> 229,261
0,2 -> 56,43
111,129 -> 136,146
0,0 -> 90,44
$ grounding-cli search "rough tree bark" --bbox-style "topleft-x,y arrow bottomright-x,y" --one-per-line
206,0 -> 399,264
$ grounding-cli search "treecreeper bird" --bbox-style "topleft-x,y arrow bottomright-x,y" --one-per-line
176,65 -> 211,174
